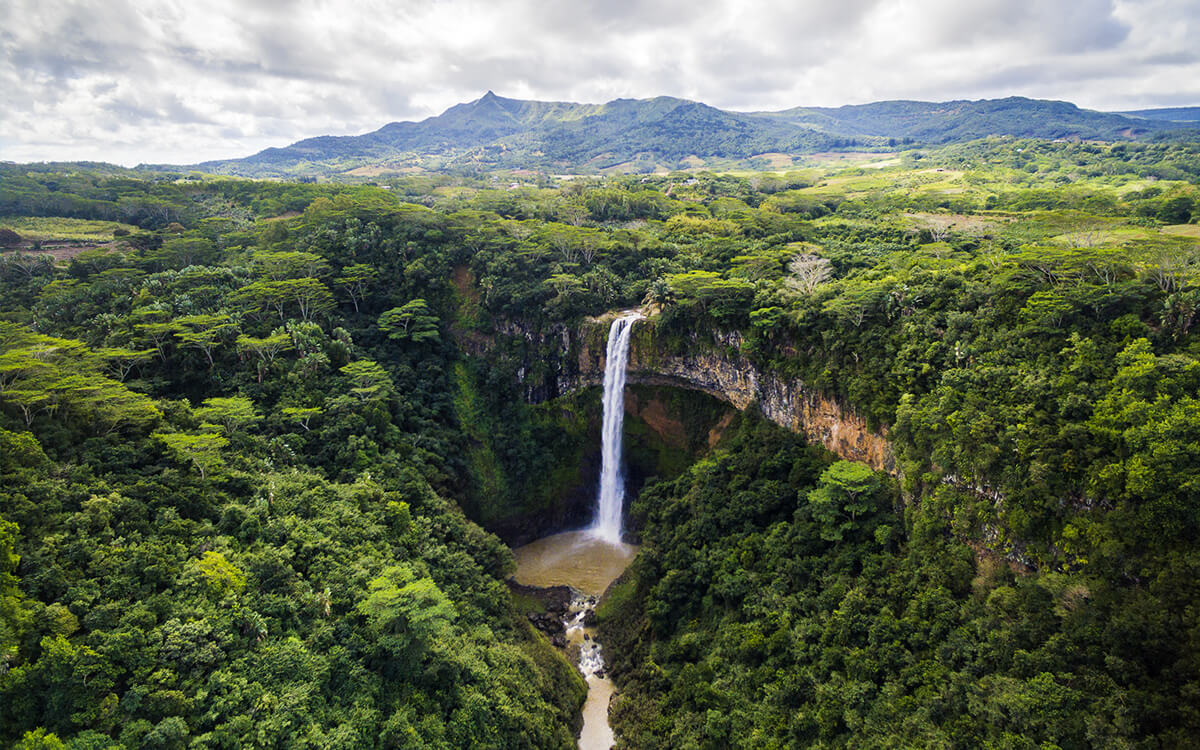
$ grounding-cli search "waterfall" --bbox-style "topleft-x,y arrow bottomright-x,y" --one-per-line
591,314 -> 641,544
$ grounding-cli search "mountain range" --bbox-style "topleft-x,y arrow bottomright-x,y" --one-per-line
183,92 -> 1200,178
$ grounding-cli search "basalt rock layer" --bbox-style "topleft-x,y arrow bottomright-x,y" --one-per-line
473,315 -> 896,475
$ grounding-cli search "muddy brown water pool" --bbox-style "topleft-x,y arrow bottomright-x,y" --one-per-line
512,530 -> 638,750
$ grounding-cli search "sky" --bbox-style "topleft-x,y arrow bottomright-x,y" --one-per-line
2,0 -> 1198,166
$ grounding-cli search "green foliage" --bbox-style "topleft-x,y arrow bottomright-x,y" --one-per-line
667,271 -> 755,323
357,565 -> 456,643
173,314 -> 236,368
190,551 -> 246,595
13,729 -> 67,749
603,416 -> 1200,748
334,263 -> 378,312
806,460 -> 884,541
3,143 -> 1200,748
379,299 -> 440,343
142,237 -> 217,270
153,430 -> 228,479
0,516 -> 26,666
338,359 -> 394,402
194,396 -> 261,435
1086,339 -> 1200,545
234,330 -> 293,382
0,324 -> 161,433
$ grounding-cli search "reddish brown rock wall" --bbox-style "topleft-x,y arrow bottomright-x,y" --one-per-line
571,320 -> 897,474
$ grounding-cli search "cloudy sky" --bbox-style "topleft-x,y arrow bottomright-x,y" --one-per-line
2,0 -> 1198,165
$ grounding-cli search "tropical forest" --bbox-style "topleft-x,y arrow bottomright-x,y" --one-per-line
3,116 -> 1200,750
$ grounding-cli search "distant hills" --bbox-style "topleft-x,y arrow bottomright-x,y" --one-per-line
182,93 -> 1199,178
1118,106 -> 1200,123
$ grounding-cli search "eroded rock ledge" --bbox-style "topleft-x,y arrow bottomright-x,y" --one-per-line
468,316 -> 896,474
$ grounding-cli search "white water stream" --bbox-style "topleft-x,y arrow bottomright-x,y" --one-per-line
591,314 -> 641,544
512,314 -> 643,749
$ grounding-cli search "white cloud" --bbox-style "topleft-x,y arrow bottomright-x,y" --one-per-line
1,0 -> 1197,165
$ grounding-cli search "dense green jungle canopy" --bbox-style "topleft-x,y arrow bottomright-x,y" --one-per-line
2,137 -> 1200,748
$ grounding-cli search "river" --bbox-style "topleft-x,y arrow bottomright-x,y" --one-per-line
512,530 -> 638,750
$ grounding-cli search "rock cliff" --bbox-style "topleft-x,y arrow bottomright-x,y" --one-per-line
475,315 -> 897,474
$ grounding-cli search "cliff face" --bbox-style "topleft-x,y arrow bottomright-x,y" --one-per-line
486,316 -> 896,475
622,331 -> 896,474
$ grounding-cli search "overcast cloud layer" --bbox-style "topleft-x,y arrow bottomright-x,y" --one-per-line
2,0 -> 1198,165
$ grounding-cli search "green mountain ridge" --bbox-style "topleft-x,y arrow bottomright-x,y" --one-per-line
180,93 -> 1197,178
1118,105 -> 1200,122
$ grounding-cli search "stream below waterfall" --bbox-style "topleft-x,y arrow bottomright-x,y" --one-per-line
513,531 -> 638,750
511,313 -> 641,748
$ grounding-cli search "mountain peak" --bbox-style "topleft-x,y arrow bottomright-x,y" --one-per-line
196,94 -> 1188,177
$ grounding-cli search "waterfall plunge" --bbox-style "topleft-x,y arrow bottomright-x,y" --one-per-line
590,314 -> 641,545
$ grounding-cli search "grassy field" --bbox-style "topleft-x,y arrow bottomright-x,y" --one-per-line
1163,223 -> 1200,238
0,216 -> 140,242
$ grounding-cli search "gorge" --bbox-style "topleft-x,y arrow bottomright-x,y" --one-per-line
513,313 -> 643,748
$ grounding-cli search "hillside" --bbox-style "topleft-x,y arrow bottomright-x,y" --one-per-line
1119,106 -> 1200,122
762,96 -> 1162,142
182,93 -> 1191,178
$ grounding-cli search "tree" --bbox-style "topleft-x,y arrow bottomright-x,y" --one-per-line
95,347 -> 155,381
540,223 -> 590,262
378,300 -> 439,343
253,251 -> 329,280
0,335 -> 62,425
195,396 -> 261,435
229,280 -> 292,321
1020,290 -> 1073,328
5,635 -> 119,735
281,406 -> 322,431
1,518 -> 26,667
334,263 -> 377,313
822,281 -> 884,329
731,249 -> 790,282
190,551 -> 246,596
232,278 -> 333,322
807,461 -> 882,542
132,309 -> 176,361
339,360 -> 393,402
357,564 -> 456,673
154,431 -> 228,479
285,278 -> 335,322
543,274 -> 589,318
1,325 -> 159,432
80,380 -> 161,435
0,253 -> 53,281
667,270 -> 755,321
1137,241 -> 1198,293
1087,339 -> 1200,544
173,314 -> 237,368
749,306 -> 785,334
1161,289 -> 1200,340
236,331 -> 293,382
1157,195 -> 1195,224
785,252 -> 833,295
12,729 -> 67,749
142,237 -> 215,270
3,387 -> 55,427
